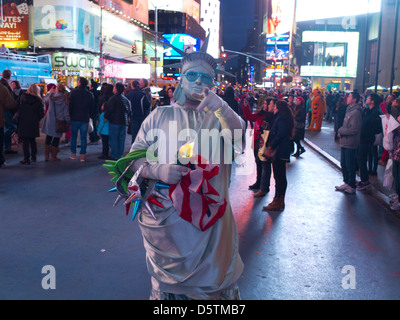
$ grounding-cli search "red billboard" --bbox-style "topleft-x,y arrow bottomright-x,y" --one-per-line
0,0 -> 32,48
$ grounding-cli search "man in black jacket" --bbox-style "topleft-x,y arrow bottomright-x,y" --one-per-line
125,80 -> 150,144
105,82 -> 130,160
357,93 -> 382,191
69,77 -> 94,162
89,80 -> 100,144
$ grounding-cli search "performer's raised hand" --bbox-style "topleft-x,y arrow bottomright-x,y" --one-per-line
193,87 -> 224,113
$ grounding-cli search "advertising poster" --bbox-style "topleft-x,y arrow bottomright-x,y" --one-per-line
266,0 -> 295,37
163,34 -> 201,60
300,31 -> 359,78
33,0 -> 100,52
101,9 -> 143,63
99,0 -> 148,25
0,0 -> 32,48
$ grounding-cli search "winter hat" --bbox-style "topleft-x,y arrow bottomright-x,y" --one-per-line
47,83 -> 56,91
296,96 -> 305,104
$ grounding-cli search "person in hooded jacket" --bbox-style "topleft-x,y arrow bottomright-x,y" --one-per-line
42,83 -> 71,162
14,84 -> 44,165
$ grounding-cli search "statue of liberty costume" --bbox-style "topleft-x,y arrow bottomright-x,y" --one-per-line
106,37 -> 245,300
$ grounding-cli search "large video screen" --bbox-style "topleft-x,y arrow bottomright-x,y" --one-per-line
300,31 -> 359,78
163,34 -> 201,60
266,31 -> 290,60
266,45 -> 289,60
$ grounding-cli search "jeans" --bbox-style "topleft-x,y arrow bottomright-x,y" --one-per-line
22,137 -> 37,161
70,121 -> 89,155
340,147 -> 357,189
0,127 -> 4,165
4,111 -> 16,151
358,143 -> 371,182
253,147 -> 262,186
272,159 -> 287,198
130,118 -> 143,145
101,134 -> 109,157
368,145 -> 379,173
109,123 -> 126,159
260,159 -> 272,192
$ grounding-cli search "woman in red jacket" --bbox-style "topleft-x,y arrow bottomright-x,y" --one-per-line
242,96 -> 275,196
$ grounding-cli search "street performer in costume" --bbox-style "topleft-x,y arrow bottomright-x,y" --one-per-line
308,88 -> 326,131
106,37 -> 245,300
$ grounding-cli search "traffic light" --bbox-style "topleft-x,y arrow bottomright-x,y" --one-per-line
221,52 -> 227,59
132,44 -> 137,54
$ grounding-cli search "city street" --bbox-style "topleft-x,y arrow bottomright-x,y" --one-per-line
1,125 -> 400,300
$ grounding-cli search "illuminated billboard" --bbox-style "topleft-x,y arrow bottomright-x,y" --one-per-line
33,0 -> 100,52
266,31 -> 290,60
300,31 -> 359,78
149,0 -> 200,23
163,34 -> 201,60
98,0 -> 149,25
0,0 -> 32,48
122,63 -> 151,79
296,0 -> 381,22
267,0 -> 295,37
266,45 -> 289,60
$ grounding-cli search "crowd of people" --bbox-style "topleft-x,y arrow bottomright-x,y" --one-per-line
216,85 -> 400,212
0,70 -> 154,166
1,65 -> 400,211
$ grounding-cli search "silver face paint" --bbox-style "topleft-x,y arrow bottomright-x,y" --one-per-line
181,60 -> 215,102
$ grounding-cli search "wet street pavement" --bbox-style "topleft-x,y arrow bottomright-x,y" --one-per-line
1,122 -> 400,300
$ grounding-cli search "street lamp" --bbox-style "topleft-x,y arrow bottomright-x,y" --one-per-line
151,1 -> 169,87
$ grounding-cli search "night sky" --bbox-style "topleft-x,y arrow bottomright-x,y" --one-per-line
220,0 -> 255,68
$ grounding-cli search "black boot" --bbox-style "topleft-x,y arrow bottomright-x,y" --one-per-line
249,182 -> 260,190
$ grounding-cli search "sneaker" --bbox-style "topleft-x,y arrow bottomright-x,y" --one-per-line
343,185 -> 356,194
80,154 -> 86,162
356,181 -> 371,191
70,153 -> 77,160
335,183 -> 349,191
